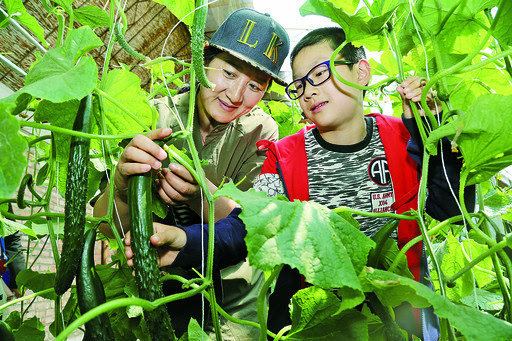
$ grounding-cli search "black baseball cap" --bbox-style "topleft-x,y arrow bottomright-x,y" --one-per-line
208,8 -> 290,86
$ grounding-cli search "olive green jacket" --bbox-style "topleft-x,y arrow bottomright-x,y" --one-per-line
153,91 -> 278,340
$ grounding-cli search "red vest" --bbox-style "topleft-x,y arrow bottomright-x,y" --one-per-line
257,113 -> 423,281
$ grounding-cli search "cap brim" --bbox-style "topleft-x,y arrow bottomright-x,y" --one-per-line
208,43 -> 287,86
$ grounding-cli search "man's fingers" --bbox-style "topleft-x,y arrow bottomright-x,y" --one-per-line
145,127 -> 173,141
168,163 -> 197,183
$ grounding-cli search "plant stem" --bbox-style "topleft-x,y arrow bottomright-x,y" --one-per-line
0,288 -> 54,312
146,69 -> 191,100
55,281 -> 208,341
258,264 -> 283,341
19,120 -> 138,140
332,207 -> 416,220
388,214 -> 468,272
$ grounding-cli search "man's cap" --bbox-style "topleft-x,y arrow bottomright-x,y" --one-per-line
208,8 -> 290,86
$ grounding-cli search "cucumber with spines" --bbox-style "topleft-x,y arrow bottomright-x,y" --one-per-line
54,94 -> 93,295
191,0 -> 213,89
114,22 -> 147,60
128,171 -> 176,341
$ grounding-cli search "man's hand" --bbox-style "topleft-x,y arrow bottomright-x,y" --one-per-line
125,222 -> 187,268
397,76 -> 441,118
156,163 -> 200,205
114,128 -> 172,201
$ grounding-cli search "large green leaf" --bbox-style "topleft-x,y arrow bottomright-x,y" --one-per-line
300,0 -> 396,46
153,0 -> 195,27
13,316 -> 45,341
287,286 -> 369,340
4,0 -> 48,46
425,94 -> 512,185
491,0 -> 512,46
0,112 -> 28,199
74,6 -> 110,29
15,269 -> 56,300
216,184 -> 374,301
441,233 -> 493,302
98,68 -> 153,148
414,0 -> 498,36
1,27 -> 103,113
363,267 -> 512,341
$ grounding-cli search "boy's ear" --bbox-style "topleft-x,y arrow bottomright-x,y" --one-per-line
357,59 -> 371,85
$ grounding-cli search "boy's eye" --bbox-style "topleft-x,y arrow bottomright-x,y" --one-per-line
295,82 -> 304,91
315,69 -> 327,78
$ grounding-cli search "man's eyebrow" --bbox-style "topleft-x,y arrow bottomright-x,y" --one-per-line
225,58 -> 269,85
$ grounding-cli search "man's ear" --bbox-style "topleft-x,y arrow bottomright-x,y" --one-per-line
357,59 -> 371,86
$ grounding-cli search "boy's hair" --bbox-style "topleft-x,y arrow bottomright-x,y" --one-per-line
290,27 -> 366,68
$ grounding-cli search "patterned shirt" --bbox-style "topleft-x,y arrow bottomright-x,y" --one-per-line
254,117 -> 396,238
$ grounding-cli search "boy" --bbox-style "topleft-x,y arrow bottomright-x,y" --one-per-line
254,27 -> 473,340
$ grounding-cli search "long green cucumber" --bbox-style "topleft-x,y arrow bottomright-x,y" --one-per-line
128,171 -> 176,341
76,229 -> 115,340
191,0 -> 213,89
54,94 -> 93,295
367,218 -> 400,268
114,22 -> 147,60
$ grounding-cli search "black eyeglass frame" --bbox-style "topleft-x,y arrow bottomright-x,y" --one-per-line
285,60 -> 355,100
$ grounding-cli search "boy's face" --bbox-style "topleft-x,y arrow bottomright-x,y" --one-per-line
292,41 -> 366,131
197,52 -> 270,125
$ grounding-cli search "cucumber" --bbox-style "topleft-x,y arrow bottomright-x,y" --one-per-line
114,22 -> 147,60
128,171 -> 176,341
191,0 -> 213,89
76,229 -> 115,341
54,94 -> 93,295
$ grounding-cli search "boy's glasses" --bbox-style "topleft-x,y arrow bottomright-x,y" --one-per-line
285,60 -> 354,100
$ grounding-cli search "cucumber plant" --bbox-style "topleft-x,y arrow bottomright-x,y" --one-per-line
0,0 -> 511,341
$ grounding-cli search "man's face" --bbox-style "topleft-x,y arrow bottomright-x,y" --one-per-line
197,52 -> 270,125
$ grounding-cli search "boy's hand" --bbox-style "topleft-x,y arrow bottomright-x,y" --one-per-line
125,222 -> 187,268
397,76 -> 441,118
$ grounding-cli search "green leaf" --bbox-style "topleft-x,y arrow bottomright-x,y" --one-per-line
20,55 -> 97,104
215,183 -> 373,306
300,0 -> 397,44
15,269 -> 56,300
491,0 -> 512,46
5,0 -> 48,47
441,233 -> 493,301
153,0 -> 195,26
425,94 -> 512,185
178,319 -> 212,340
461,288 -> 504,311
484,190 -> 512,216
97,69 -> 153,148
74,6 -> 110,29
13,316 -> 45,341
0,218 -> 37,238
363,267 -> 512,341
0,111 -> 28,199
288,286 -> 369,340
0,26 -> 103,110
